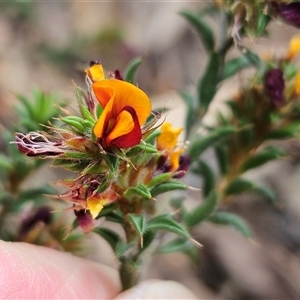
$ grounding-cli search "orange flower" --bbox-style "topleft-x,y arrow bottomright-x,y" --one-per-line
286,35 -> 300,61
294,71 -> 300,95
157,122 -> 184,171
86,63 -> 152,149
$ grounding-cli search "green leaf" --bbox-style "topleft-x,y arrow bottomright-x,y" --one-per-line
96,203 -> 118,217
240,147 -> 285,172
214,144 -> 228,175
60,116 -> 85,133
150,180 -> 188,197
226,100 -> 241,117
208,211 -> 252,238
266,128 -> 297,140
192,160 -> 215,197
18,185 -> 54,202
140,231 -> 155,252
124,57 -> 143,83
100,211 -> 124,224
54,160 -> 89,172
180,11 -> 214,53
104,153 -> 119,173
188,126 -> 236,161
82,119 -> 94,131
126,143 -> 158,157
64,151 -> 91,160
143,130 -> 160,145
256,10 -> 271,36
147,214 -> 190,238
198,52 -> 221,115
93,227 -> 123,252
124,183 -> 152,200
251,185 -> 276,204
243,48 -> 263,70
185,190 -> 218,227
127,213 -> 147,236
159,237 -> 194,254
0,154 -> 12,171
225,178 -> 254,195
79,104 -> 95,123
238,126 -> 254,147
221,56 -> 252,80
147,173 -> 173,189
283,62 -> 298,80
179,90 -> 197,138
115,240 -> 135,258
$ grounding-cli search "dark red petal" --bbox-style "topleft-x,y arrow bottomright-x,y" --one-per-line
110,106 -> 142,148
275,2 -> 300,28
264,68 -> 285,107
74,209 -> 95,232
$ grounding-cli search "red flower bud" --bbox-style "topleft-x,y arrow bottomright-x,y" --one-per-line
264,68 -> 285,107
275,2 -> 300,28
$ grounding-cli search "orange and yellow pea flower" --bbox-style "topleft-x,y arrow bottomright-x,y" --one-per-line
294,71 -> 300,95
86,63 -> 152,149
286,35 -> 300,61
157,122 -> 184,172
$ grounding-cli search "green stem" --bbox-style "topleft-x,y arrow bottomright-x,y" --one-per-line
119,258 -> 140,291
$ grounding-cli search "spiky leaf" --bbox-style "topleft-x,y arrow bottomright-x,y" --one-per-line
180,11 -> 214,53
208,211 -> 252,238
147,214 -> 190,238
185,190 -> 218,227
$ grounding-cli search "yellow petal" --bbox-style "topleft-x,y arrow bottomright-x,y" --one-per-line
87,198 -> 104,219
106,109 -> 134,143
169,149 -> 184,171
93,96 -> 114,138
93,79 -> 151,125
294,72 -> 300,95
86,63 -> 105,82
286,35 -> 300,60
157,123 -> 183,152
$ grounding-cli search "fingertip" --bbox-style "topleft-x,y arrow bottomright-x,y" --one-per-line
0,241 -> 120,299
114,279 -> 199,300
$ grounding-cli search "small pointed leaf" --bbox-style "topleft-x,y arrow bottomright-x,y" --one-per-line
221,56 -> 252,80
198,52 -> 221,115
124,183 -> 152,200
179,90 -> 197,138
188,126 -> 236,161
150,180 -> 188,197
225,178 -> 254,196
240,147 -> 285,172
208,211 -> 252,238
124,57 -> 143,83
147,214 -> 190,238
214,145 -> 228,175
185,190 -> 218,227
127,213 -> 147,236
93,227 -> 123,252
251,186 -> 276,204
192,160 -> 215,197
180,11 -> 214,53
159,237 -> 193,254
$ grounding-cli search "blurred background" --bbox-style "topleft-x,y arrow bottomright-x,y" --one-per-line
1,1 -> 300,299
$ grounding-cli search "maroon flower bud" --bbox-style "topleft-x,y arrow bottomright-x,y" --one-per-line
264,68 -> 285,107
19,206 -> 52,237
74,209 -> 95,232
274,2 -> 300,28
13,132 -> 64,156
174,155 -> 191,179
113,69 -> 124,80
